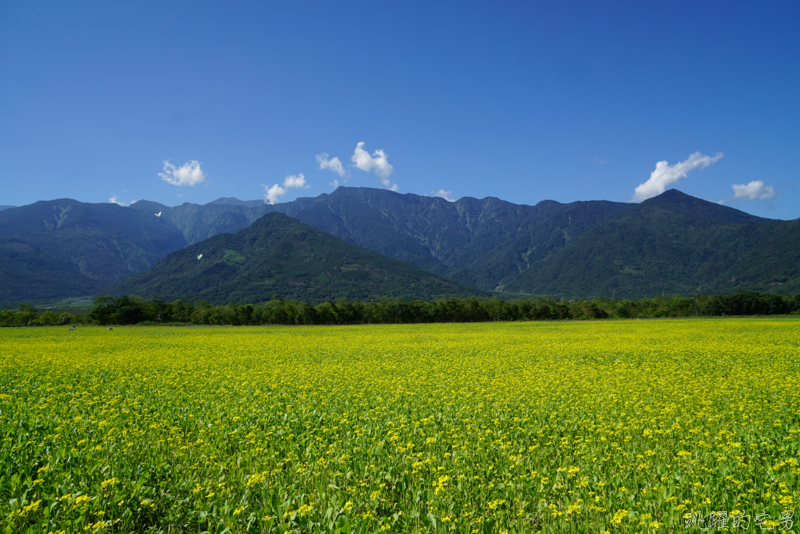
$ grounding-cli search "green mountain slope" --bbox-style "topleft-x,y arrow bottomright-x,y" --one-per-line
291,188 -> 634,289
0,200 -> 187,302
716,219 -> 800,294
0,237 -> 104,303
130,188 -> 635,290
6,189 -> 798,304
129,196 -> 319,245
103,212 -> 480,304
507,190 -> 797,298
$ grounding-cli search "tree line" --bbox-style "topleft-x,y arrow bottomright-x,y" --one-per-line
2,291 -> 799,327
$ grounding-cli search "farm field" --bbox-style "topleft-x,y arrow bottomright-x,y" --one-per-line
1,319 -> 799,533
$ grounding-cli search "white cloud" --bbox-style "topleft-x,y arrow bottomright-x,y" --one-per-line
632,152 -> 723,202
732,180 -> 776,201
283,173 -> 308,189
264,184 -> 286,205
263,173 -> 309,205
431,189 -> 455,202
352,142 -> 397,190
109,196 -> 126,206
317,153 -> 346,177
159,160 -> 208,186
330,179 -> 340,189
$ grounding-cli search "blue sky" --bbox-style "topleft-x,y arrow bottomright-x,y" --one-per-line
1,1 -> 798,219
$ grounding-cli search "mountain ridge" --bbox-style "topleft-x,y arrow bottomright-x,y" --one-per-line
104,212 -> 480,304
0,199 -> 187,302
1,188 -> 797,304
507,190 -> 796,297
128,187 -> 638,290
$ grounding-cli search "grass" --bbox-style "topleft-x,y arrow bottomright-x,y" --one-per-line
1,318 -> 798,532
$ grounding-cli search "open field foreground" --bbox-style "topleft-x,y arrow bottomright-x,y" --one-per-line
1,319 -> 799,533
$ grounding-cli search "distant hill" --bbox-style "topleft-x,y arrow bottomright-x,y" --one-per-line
129,196 -> 318,245
291,188 -> 634,290
507,190 -> 799,298
718,219 -> 800,294
0,200 -> 187,302
208,197 -> 267,208
131,187 -> 635,290
3,188 -> 798,304
0,206 -> 15,212
0,237 -> 102,302
103,212 -> 479,304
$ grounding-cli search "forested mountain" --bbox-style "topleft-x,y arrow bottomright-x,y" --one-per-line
128,196 -> 317,245
104,212 -> 479,304
2,188 -> 798,304
292,188 -> 634,289
507,190 -> 800,297
131,187 -> 635,290
0,200 -> 186,302
0,206 -> 15,212
0,237 -> 102,302
128,187 -> 796,300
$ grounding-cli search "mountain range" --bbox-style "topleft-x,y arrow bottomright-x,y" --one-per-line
507,190 -> 800,297
103,212 -> 477,305
0,200 -> 186,302
0,187 -> 797,304
128,187 -> 635,290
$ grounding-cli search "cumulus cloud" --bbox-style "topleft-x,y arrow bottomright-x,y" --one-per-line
159,160 -> 208,186
264,184 -> 286,205
109,196 -> 126,206
283,173 -> 308,189
263,173 -> 309,205
732,180 -> 777,201
431,189 -> 455,202
632,152 -> 723,202
316,153 -> 346,177
352,142 -> 397,190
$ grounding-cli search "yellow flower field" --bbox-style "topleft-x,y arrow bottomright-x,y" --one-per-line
1,318 -> 798,533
